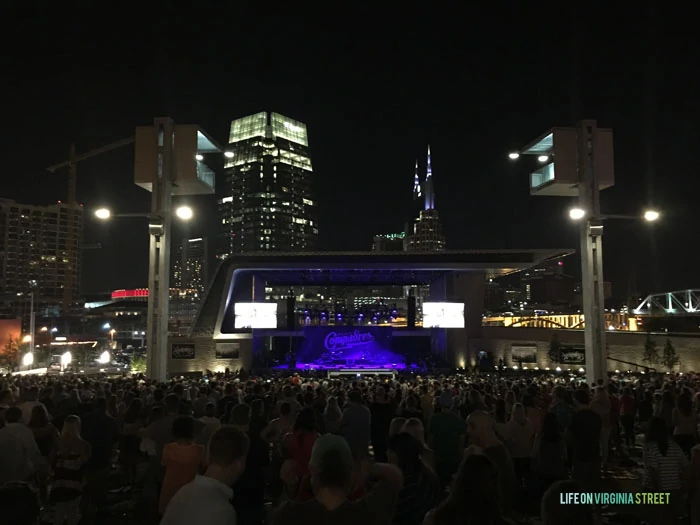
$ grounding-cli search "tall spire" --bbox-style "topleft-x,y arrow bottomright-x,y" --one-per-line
412,160 -> 421,200
424,145 -> 435,210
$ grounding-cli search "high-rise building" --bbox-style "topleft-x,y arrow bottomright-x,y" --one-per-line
172,237 -> 209,297
0,199 -> 83,316
218,112 -> 318,258
405,146 -> 446,252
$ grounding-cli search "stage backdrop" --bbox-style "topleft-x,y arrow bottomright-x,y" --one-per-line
299,326 -> 404,367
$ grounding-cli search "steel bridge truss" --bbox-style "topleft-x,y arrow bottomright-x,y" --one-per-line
633,289 -> 700,315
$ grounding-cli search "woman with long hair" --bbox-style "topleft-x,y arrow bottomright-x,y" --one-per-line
424,453 -> 507,525
507,402 -> 535,487
532,412 -> 567,496
51,415 -> 91,525
672,393 -> 698,458
283,407 -> 319,499
323,396 -> 343,435
119,398 -> 144,486
388,432 -> 440,525
403,418 -> 436,472
28,403 -> 59,505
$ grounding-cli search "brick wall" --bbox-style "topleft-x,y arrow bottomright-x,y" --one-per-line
481,327 -> 700,373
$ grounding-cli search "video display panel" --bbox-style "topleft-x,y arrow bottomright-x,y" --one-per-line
422,302 -> 465,328
234,302 -> 277,329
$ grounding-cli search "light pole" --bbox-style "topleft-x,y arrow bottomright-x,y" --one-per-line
94,203 -> 195,380
510,120 -> 658,386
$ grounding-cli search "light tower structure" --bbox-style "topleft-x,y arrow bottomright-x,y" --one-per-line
134,118 -> 221,381
516,121 -> 615,386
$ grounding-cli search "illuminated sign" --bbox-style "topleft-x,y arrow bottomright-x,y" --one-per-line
234,302 -> 277,329
324,329 -> 375,351
422,302 -> 465,328
111,289 -> 149,300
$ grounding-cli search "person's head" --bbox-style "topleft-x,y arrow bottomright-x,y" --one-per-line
5,406 -> 22,424
573,389 -> 590,409
28,404 -> 50,428
206,426 -> 250,485
403,418 -> 426,446
466,410 -> 495,444
645,416 -> 669,455
435,454 -> 500,523
172,416 -> 195,441
348,390 -> 362,404
124,398 -> 143,423
494,398 -> 507,421
677,393 -> 693,416
541,412 -> 561,443
324,397 -> 338,414
165,393 -> 180,414
204,402 -> 216,418
387,432 -> 424,474
61,415 -> 82,439
542,480 -> 595,525
308,435 -> 355,496
280,401 -> 292,417
510,402 -> 526,424
439,390 -> 454,410
230,403 -> 251,429
389,417 -> 407,437
0,482 -> 41,525
293,407 -> 316,435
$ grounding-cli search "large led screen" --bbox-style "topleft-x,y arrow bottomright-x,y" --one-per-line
234,302 -> 278,329
422,302 -> 465,328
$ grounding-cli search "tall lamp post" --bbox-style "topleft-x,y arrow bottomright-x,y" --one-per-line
510,120 -> 659,386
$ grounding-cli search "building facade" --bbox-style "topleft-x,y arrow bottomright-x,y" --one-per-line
0,199 -> 83,317
172,237 -> 209,298
372,233 -> 405,252
217,112 -> 318,258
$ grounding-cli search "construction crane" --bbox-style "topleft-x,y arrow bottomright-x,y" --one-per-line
46,137 -> 135,313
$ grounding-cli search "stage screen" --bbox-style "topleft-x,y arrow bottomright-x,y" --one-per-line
422,302 -> 465,328
234,302 -> 277,329
298,326 -> 405,368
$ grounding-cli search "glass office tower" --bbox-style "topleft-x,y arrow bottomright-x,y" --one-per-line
218,112 -> 318,258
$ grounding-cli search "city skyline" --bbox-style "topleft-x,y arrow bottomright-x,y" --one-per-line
2,5 -> 697,299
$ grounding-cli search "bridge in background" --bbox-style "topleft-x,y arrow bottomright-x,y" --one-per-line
633,289 -> 700,316
482,312 -> 632,330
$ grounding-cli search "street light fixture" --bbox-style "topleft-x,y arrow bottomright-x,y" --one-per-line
644,210 -> 660,222
195,154 -> 204,161
175,205 -> 194,221
508,152 -> 520,160
537,155 -> 549,163
569,208 -> 586,220
94,208 -> 111,220
224,151 -> 234,158
22,352 -> 34,368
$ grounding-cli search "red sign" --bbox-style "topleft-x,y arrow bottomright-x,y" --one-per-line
111,289 -> 149,300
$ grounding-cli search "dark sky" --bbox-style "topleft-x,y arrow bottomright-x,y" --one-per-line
3,4 -> 698,301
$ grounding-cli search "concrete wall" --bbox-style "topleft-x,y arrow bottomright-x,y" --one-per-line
167,336 -> 253,376
479,327 -> 700,373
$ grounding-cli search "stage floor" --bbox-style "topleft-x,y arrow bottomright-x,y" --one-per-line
273,362 -> 412,371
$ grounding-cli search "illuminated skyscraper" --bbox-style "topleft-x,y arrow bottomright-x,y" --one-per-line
218,112 -> 318,257
405,146 -> 446,252
172,237 -> 208,297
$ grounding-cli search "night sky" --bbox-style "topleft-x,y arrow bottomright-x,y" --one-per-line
3,4 -> 698,301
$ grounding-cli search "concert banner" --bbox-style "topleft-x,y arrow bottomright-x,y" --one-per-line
298,326 -> 400,366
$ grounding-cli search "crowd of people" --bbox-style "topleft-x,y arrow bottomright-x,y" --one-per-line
0,369 -> 699,525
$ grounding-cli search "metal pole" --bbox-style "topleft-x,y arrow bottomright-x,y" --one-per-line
146,118 -> 174,382
29,291 -> 35,366
578,120 -> 608,386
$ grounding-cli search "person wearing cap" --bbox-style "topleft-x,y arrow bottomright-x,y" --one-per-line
428,390 -> 466,488
272,434 -> 403,525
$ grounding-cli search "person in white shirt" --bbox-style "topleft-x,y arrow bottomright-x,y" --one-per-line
161,426 -> 250,525
0,406 -> 45,484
